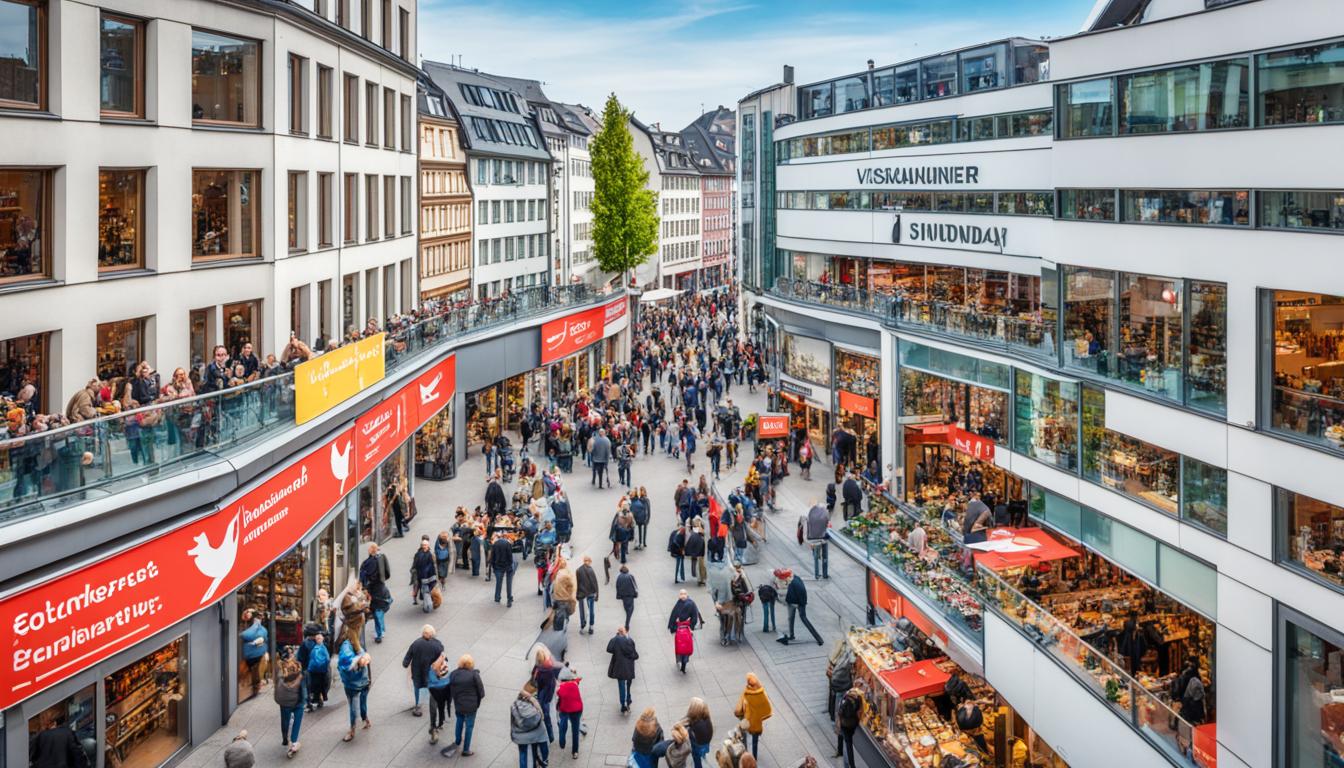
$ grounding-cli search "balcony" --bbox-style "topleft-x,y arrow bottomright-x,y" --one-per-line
0,284 -> 615,526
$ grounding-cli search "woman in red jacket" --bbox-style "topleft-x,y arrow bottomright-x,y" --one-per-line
556,665 -> 584,758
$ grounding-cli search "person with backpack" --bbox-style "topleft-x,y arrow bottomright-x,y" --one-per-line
337,635 -> 372,742
556,665 -> 584,759
273,657 -> 306,758
426,655 -> 453,745
804,501 -> 830,580
834,687 -> 865,768
615,564 -> 639,631
668,589 -> 703,673
304,631 -> 331,711
826,642 -> 854,721
510,688 -> 550,768
440,654 -> 485,757
606,626 -> 639,713
756,579 -> 778,634
668,524 -> 687,584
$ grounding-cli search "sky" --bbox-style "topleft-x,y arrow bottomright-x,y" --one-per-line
419,0 -> 1097,130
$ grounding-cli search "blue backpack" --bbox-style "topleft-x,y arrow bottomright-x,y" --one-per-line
308,642 -> 330,673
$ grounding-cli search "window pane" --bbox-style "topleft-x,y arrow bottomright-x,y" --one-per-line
1260,190 -> 1344,231
1267,290 -> 1344,449
192,170 -> 258,258
99,170 -> 142,270
191,30 -> 260,125
1122,189 -> 1250,226
1031,487 -> 1082,539
1060,79 -> 1114,137
871,68 -> 895,106
1013,44 -> 1049,85
802,83 -> 832,119
1187,281 -> 1227,413
961,44 -> 1006,93
1181,458 -> 1227,535
100,16 -> 139,115
1279,487 -> 1344,590
1111,519 -> 1157,583
893,63 -> 919,104
1009,110 -> 1053,137
0,0 -> 42,107
834,75 -> 869,113
1013,369 -> 1079,471
1117,273 -> 1182,398
1258,41 -> 1344,126
1283,618 -> 1344,767
1064,266 -> 1114,375
0,169 -> 47,280
922,54 -> 957,99
27,685 -> 97,768
1059,188 -> 1116,221
1119,59 -> 1249,134
1081,386 -> 1180,515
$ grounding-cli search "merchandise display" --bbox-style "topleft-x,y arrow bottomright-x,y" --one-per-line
104,637 -> 188,768
900,369 -> 1006,442
1271,291 -> 1344,448
415,406 -> 456,480
466,385 -> 501,447
905,441 -> 1022,509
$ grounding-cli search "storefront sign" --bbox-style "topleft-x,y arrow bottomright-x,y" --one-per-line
603,296 -> 628,336
838,390 -> 877,419
294,332 -> 387,424
779,379 -> 813,398
412,355 -> 457,428
895,219 -> 1008,251
357,354 -> 459,479
542,298 -> 626,366
0,427 -> 359,711
756,413 -> 790,439
1192,723 -> 1217,768
951,427 -> 996,461
857,165 -> 980,186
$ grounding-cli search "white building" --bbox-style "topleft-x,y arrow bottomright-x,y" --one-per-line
424,62 -> 551,298
0,0 -> 419,411
739,1 -> 1344,767
556,103 -> 600,285
629,118 -> 701,289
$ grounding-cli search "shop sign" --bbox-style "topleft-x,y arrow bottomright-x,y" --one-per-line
951,426 -> 996,461
356,354 -> 459,478
0,426 -> 358,712
893,216 -> 1008,251
1192,723 -> 1217,768
602,297 -> 629,336
856,165 -> 980,186
779,379 -> 813,398
294,332 -> 386,424
412,355 -> 457,427
542,305 -> 606,365
838,390 -> 877,419
756,413 -> 790,439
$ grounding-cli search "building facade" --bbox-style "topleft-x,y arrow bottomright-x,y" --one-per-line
557,103 -> 600,285
738,2 -> 1344,767
629,119 -> 701,289
417,75 -> 471,300
423,62 -> 551,298
682,107 -> 736,289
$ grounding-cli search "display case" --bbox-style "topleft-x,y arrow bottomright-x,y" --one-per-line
104,637 -> 188,768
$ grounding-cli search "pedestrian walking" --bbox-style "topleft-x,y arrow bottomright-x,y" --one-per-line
668,590 -> 703,673
273,657 -> 305,758
668,524 -> 687,583
491,532 -> 516,606
435,530 -> 455,579
302,630 -> 330,711
556,665 -> 584,758
776,569 -> 823,646
684,525 -> 706,586
615,564 -> 639,630
631,708 -> 664,768
685,698 -> 714,768
632,487 -> 652,549
427,655 -> 452,744
734,673 -> 773,758
576,555 -> 599,634
835,687 -> 865,768
223,731 -> 255,768
804,501 -> 830,580
606,626 -> 639,714
337,635 -> 372,742
590,429 -> 613,488
358,543 -> 392,643
757,579 -> 778,634
510,688 -> 550,768
402,625 -> 444,716
441,654 -> 484,757
530,646 -> 561,743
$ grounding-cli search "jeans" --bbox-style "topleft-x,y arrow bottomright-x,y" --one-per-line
518,742 -> 549,768
280,704 -> 304,744
591,461 -> 607,486
580,596 -> 596,628
618,540 -> 629,564
787,604 -> 823,644
454,713 -> 476,750
761,601 -> 776,632
691,742 -> 710,768
709,454 -> 720,478
812,541 -> 829,579
673,556 -> 685,582
372,609 -> 386,640
430,687 -> 451,730
837,728 -> 856,768
486,452 -> 495,476
539,695 -> 555,742
494,566 -> 514,602
622,598 -> 635,630
558,711 -> 582,753
637,523 -> 648,548
733,545 -> 746,564
619,464 -> 631,487
749,733 -> 760,757
345,686 -> 369,727
414,686 -> 429,707
690,557 -> 703,583
617,679 -> 632,709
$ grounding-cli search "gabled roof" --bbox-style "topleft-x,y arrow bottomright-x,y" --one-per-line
416,70 -> 456,123
421,60 -> 551,160
485,74 -> 593,139
681,106 -> 735,175
630,115 -> 701,177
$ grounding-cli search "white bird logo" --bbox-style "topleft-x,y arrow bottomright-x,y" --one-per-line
188,514 -> 240,604
418,372 -> 443,405
331,440 -> 352,494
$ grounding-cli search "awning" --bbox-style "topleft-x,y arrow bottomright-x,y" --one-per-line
878,658 -> 951,699
639,287 -> 683,303
903,423 -> 996,461
971,527 -> 1081,571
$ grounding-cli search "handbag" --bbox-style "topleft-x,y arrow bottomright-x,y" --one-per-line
430,585 -> 443,609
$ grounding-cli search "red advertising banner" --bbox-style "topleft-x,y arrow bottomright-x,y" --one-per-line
355,387 -> 416,481
0,427 -> 356,711
411,355 -> 457,430
951,426 -> 996,461
838,390 -> 877,419
541,304 -> 605,365
603,297 -> 628,335
756,413 -> 790,439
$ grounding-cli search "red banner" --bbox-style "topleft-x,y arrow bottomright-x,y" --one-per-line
603,297 -> 628,335
838,390 -> 877,419
541,305 -> 605,365
411,355 -> 456,429
756,413 -> 790,439
0,427 -> 356,711
355,387 -> 415,480
951,426 -> 996,461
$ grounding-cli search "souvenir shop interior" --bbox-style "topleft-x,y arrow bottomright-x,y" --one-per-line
1277,486 -> 1344,592
779,333 -> 833,453
903,432 -> 1023,509
1270,290 -> 1344,448
836,347 -> 882,467
415,401 -> 456,480
464,349 -> 596,454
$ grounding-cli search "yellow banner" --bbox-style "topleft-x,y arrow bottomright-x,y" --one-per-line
294,332 -> 387,424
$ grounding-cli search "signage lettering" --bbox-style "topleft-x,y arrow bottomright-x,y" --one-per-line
857,165 -> 980,186
906,222 -> 1008,249
541,298 -> 628,365
756,413 -> 790,439
779,379 -> 813,397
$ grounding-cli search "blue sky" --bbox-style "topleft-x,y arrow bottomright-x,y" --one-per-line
419,0 -> 1096,129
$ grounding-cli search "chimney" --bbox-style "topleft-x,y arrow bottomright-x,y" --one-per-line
867,59 -> 875,70
783,65 -> 794,84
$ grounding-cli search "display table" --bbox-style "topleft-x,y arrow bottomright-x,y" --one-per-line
879,659 -> 951,699
971,528 -> 1080,571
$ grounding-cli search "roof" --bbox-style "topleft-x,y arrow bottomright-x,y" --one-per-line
1083,0 -> 1151,30
681,106 -> 736,175
630,115 -> 700,177
559,102 -> 601,135
421,60 -> 552,160
485,74 -> 594,139
416,70 -> 456,123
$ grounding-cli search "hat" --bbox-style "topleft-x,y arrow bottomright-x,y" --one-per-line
772,567 -> 792,581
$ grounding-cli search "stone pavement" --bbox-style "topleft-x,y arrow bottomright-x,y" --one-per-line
177,379 -> 872,768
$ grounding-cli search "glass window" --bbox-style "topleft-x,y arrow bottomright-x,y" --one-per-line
1030,486 -> 1082,539
288,54 -> 306,133
0,168 -> 49,282
1158,544 -> 1216,617
191,30 -> 260,126
1260,190 -> 1344,231
100,14 -> 142,117
1081,385 -> 1180,515
960,44 -> 1006,93
343,73 -> 359,142
1059,78 -> 1114,137
871,68 -> 895,106
0,0 -> 43,109
1059,188 -> 1116,221
1187,281 -> 1227,413
801,83 -> 832,119
781,333 -> 831,386
28,685 -> 96,768
834,75 -> 869,113
922,54 -> 957,99
957,115 -> 995,142
1258,40 -> 1344,126
1013,369 -> 1079,471
893,62 -> 919,104
1122,189 -> 1250,226
1013,43 -> 1049,85
1117,273 -> 1183,398
288,171 -> 306,250
1119,59 -> 1249,134
95,317 -> 145,380
1007,110 -> 1053,137
1266,290 -> 1344,449
1281,616 -> 1344,767
317,65 -> 332,138
968,191 -> 994,214
996,191 -> 1054,216
0,331 -> 49,411
192,170 -> 259,260
1064,266 -> 1114,375
1278,488 -> 1344,591
1181,457 -> 1227,535
99,169 -> 144,271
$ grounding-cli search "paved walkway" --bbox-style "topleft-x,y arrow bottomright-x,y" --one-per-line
179,380 -> 871,768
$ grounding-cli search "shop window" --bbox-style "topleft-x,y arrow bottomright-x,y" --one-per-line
1003,109 -> 1053,137
96,317 -> 146,381
921,54 -> 957,99
191,30 -> 259,126
800,83 -> 831,119
960,43 -> 1006,93
996,191 -> 1053,216
1058,188 -> 1116,221
223,299 -> 258,358
1058,78 -> 1114,137
1013,369 -> 1078,471
1187,281 -> 1227,414
1277,487 -> 1344,591
957,115 -> 995,142
1279,612 -> 1344,767
1012,42 -> 1049,84
1259,189 -> 1344,232
191,169 -> 259,260
1118,58 -> 1249,134
870,67 -> 895,106
1121,189 -> 1250,226
833,75 -> 869,113
835,349 -> 880,399
0,168 -> 50,283
1258,40 -> 1344,126
237,548 -> 305,701
1181,457 -> 1227,536
901,369 -> 1007,443
1117,273 -> 1183,398
0,0 -> 44,110
100,13 -> 143,117
28,685 -> 96,768
1081,386 -> 1180,515
0,330 -> 48,411
1063,266 -> 1114,375
782,334 -> 831,386
104,636 -> 188,768
1268,290 -> 1344,450
97,169 -> 144,272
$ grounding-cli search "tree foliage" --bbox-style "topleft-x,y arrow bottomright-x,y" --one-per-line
590,93 -> 659,277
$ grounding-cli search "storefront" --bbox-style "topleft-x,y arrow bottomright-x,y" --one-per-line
835,346 -> 882,470
96,317 -> 147,381
1269,289 -> 1344,451
779,380 -> 830,461
904,423 -> 1022,508
415,401 -> 457,480
779,332 -> 833,457
0,330 -> 49,411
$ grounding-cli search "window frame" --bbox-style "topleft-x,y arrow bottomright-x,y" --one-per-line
1276,603 -> 1344,768
365,81 -> 379,145
343,73 -> 359,143
317,171 -> 333,247
365,174 -> 379,241
288,171 -> 308,252
0,0 -> 46,111
343,172 -> 358,243
190,168 -> 261,262
97,167 -> 146,273
287,53 -> 307,135
383,175 -> 396,238
316,65 -> 333,138
190,28 -> 262,128
99,12 -> 145,119
383,86 -> 396,148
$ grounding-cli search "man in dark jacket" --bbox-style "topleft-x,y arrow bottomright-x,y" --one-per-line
835,688 -> 863,768
485,472 -> 507,517
630,493 -> 650,549
552,493 -> 573,543
490,533 -> 516,606
614,565 -> 639,630
28,711 -> 89,768
576,555 -> 600,634
805,501 -> 830,579
668,525 -> 687,583
403,625 -> 445,716
606,626 -> 639,713
589,429 -> 613,488
444,659 -> 486,757
667,589 -> 703,638
841,472 -> 863,521
684,527 -> 706,586
778,570 -> 823,646
412,536 -> 437,605
359,543 -> 393,643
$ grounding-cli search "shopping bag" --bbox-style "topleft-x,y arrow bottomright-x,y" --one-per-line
430,585 -> 442,609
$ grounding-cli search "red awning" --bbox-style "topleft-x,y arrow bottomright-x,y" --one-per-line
878,658 -> 951,699
972,527 -> 1081,571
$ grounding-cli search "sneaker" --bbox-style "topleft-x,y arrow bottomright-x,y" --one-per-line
461,751 -> 476,756
413,706 -> 423,717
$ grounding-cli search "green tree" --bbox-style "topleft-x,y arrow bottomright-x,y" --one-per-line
590,93 -> 658,281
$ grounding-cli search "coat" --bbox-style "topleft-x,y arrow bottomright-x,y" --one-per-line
490,537 -> 515,571
784,575 -> 807,606
589,435 -> 613,463
403,637 -> 444,688
28,726 -> 87,768
576,564 -> 600,600
664,737 -> 692,768
684,532 -> 705,558
667,598 -> 702,632
556,678 -> 583,713
449,668 -> 485,714
510,695 -> 549,744
606,634 -> 639,680
615,572 -> 638,600
337,641 -> 370,690
551,568 -> 578,613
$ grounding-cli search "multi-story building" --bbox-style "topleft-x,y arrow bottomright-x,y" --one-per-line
738,2 -> 1344,767
424,62 -> 551,298
629,119 -> 701,289
417,73 -> 471,300
0,0 -> 419,422
682,107 -> 736,288
558,103 -> 600,285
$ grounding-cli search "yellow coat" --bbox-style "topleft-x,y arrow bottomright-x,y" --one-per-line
738,685 -> 773,734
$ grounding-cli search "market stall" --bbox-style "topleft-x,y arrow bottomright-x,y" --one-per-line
904,424 -> 1022,508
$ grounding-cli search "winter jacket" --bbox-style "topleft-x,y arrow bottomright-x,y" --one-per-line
684,532 -> 706,558
449,668 -> 485,714
240,620 -> 268,661
630,497 -> 650,525
274,668 -> 304,708
510,694 -> 549,744
556,678 -> 583,713
337,641 -> 370,690
589,435 -> 613,463
632,724 -> 664,755
490,537 -> 515,571
687,716 -> 713,747
837,691 -> 863,731
667,529 -> 686,556
412,549 -> 437,581
551,569 -> 578,613
615,572 -> 638,600
738,684 -> 773,734
757,583 -> 778,604
805,504 -> 829,541
664,736 -> 692,768
784,575 -> 807,606
576,564 -> 600,600
606,634 -> 639,680
435,537 -> 453,563
667,597 -> 703,632
402,637 -> 444,688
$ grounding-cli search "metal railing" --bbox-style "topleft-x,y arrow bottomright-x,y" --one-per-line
0,284 -> 615,525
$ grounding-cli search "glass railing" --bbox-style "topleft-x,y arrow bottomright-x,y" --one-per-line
0,284 -> 615,525
977,564 -> 1204,767
770,277 -> 894,317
